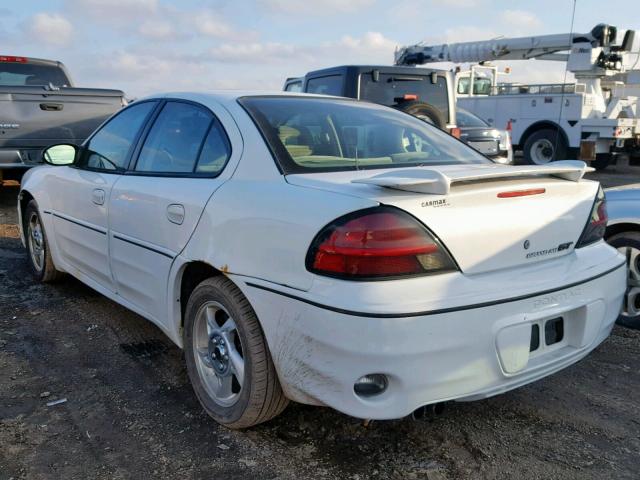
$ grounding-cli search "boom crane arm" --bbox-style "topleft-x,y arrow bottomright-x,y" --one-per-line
394,24 -> 637,74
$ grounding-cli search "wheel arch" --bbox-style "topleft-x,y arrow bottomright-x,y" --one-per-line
605,221 -> 640,240
177,261 -> 224,331
18,189 -> 35,245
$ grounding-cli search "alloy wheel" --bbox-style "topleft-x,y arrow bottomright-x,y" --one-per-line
192,301 -> 245,407
27,212 -> 45,272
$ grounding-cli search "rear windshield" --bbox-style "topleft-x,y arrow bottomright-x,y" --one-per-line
0,62 -> 70,87
456,109 -> 488,128
239,96 -> 489,174
359,73 -> 449,118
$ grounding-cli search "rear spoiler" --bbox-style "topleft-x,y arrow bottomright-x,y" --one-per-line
351,161 -> 593,195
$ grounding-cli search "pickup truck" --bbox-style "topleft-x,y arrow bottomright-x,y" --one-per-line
0,56 -> 125,182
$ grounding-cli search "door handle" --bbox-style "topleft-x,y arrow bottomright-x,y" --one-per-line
166,204 -> 185,225
92,189 -> 105,205
40,103 -> 64,111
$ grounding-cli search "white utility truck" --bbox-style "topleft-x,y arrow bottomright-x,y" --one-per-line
395,24 -> 640,168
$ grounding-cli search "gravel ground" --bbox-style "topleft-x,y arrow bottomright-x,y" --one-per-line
1,170 -> 640,480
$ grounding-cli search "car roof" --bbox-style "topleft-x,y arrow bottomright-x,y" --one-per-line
135,90 -> 352,107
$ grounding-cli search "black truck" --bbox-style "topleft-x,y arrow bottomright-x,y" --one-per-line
284,65 -> 457,131
0,56 -> 125,182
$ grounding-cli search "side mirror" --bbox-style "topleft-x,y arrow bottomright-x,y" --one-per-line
43,144 -> 77,166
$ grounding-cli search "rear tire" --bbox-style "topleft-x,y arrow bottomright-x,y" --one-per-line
395,101 -> 447,130
523,128 -> 568,165
183,276 -> 288,429
607,231 -> 640,329
24,200 -> 63,283
592,153 -> 611,171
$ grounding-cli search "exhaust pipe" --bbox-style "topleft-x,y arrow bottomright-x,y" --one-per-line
411,403 -> 445,420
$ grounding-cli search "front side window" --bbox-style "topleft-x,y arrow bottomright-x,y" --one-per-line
240,96 -> 489,174
306,75 -> 343,96
82,101 -> 156,171
135,102 -> 213,174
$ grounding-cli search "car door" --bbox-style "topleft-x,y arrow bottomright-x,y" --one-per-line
46,100 -> 157,291
108,99 -> 234,327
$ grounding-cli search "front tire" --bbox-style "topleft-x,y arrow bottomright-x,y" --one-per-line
183,276 -> 288,428
607,231 -> 640,329
24,200 -> 63,282
523,128 -> 568,165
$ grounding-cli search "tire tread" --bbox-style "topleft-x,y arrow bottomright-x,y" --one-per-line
184,276 -> 288,428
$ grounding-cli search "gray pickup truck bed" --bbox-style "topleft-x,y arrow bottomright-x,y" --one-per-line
0,56 -> 125,180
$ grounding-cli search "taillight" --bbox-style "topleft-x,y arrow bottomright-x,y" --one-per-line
451,127 -> 462,138
0,55 -> 27,63
506,119 -> 513,132
307,207 -> 457,280
576,186 -> 607,248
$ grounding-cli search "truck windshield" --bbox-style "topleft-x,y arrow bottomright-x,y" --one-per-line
239,96 -> 489,174
0,62 -> 70,87
359,73 -> 449,118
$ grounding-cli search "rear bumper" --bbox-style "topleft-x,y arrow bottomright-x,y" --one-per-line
0,148 -> 43,170
236,255 -> 625,419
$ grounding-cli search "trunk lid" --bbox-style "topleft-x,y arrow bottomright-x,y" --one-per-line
287,162 -> 598,275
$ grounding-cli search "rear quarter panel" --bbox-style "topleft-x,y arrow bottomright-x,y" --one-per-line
605,188 -> 640,229
180,95 -> 377,292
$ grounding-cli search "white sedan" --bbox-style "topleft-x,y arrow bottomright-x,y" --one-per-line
18,92 -> 626,428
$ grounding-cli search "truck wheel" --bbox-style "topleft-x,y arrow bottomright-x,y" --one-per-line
607,231 -> 640,330
592,153 -> 611,171
24,200 -> 63,282
183,276 -> 289,429
523,129 -> 567,165
395,101 -> 447,130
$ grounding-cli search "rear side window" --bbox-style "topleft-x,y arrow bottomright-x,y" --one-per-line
284,80 -> 303,92
135,102 -> 212,173
195,123 -> 232,174
359,73 -> 449,118
306,75 -> 343,96
83,101 -> 156,171
133,101 -> 231,176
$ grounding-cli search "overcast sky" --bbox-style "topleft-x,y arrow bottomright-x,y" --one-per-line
1,0 -> 638,96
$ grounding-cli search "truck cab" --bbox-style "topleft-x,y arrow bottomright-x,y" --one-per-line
285,65 -> 457,131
